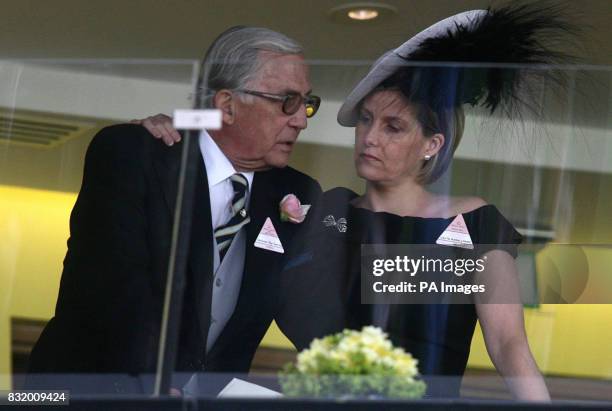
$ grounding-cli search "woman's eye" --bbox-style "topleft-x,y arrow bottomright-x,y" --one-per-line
386,124 -> 401,133
358,113 -> 371,123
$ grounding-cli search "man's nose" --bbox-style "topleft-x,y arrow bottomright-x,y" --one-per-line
288,104 -> 308,130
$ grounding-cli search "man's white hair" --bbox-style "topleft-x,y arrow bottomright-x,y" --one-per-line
196,26 -> 303,108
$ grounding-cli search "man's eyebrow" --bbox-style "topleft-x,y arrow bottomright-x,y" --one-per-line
280,88 -> 313,95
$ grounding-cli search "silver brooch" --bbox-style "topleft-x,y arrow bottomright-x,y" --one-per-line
323,215 -> 347,233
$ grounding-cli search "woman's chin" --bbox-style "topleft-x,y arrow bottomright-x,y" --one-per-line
356,167 -> 384,183
356,165 -> 372,179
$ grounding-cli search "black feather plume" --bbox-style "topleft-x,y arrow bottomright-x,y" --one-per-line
391,1 -> 580,115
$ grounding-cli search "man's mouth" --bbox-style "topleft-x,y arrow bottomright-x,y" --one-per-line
277,141 -> 295,152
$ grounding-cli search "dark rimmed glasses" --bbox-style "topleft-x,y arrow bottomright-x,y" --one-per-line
236,89 -> 321,118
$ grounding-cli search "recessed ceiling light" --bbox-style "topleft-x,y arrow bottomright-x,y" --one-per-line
329,3 -> 397,24
348,9 -> 379,21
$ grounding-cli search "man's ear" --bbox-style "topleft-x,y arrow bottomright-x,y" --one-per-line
213,90 -> 236,125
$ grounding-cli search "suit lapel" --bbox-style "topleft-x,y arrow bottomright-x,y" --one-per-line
152,138 -> 214,347
188,155 -> 215,344
205,170 -> 291,363
246,172 -> 293,270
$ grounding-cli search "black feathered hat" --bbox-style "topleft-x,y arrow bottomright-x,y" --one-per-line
337,3 -> 577,126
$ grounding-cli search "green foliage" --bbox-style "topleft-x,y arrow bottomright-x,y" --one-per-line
278,326 -> 427,399
279,372 -> 426,399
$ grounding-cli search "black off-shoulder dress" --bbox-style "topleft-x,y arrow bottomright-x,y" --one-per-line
279,187 -> 523,397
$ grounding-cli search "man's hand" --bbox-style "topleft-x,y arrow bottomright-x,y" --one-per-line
130,114 -> 181,146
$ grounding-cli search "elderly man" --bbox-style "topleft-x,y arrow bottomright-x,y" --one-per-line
27,26 -> 322,391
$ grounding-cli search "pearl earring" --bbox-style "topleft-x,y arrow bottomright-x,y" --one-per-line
424,154 -> 431,160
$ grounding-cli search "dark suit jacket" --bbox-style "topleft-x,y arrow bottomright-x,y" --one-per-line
27,124 -> 321,392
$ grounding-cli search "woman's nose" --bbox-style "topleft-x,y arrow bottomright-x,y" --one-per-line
363,125 -> 380,146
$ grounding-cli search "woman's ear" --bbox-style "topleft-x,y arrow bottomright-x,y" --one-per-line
425,133 -> 445,158
213,90 -> 236,125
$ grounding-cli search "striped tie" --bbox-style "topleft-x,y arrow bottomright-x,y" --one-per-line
214,173 -> 250,260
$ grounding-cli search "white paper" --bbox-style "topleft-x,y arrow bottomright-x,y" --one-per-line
173,109 -> 222,130
436,214 -> 474,250
254,217 -> 284,254
217,378 -> 283,398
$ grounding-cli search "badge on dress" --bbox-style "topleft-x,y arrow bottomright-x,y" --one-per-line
254,217 -> 285,253
436,214 -> 474,249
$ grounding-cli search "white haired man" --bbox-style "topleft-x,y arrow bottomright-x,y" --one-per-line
28,26 -> 322,394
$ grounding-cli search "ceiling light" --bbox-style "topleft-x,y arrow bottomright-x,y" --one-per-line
329,3 -> 397,24
348,9 -> 379,21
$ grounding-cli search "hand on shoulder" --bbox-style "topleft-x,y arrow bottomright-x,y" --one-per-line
130,113 -> 181,146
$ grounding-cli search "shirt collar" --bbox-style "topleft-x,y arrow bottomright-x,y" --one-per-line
199,130 -> 254,190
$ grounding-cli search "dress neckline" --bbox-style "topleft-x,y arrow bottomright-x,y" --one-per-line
350,200 -> 492,222
331,187 -> 494,222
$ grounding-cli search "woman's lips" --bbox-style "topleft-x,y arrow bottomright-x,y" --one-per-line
360,153 -> 381,162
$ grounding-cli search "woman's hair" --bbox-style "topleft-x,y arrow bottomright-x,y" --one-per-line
378,67 -> 466,185
415,103 -> 465,185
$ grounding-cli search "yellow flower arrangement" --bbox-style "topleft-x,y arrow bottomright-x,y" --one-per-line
279,326 -> 426,398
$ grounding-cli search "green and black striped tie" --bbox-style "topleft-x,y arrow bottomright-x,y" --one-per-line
214,173 -> 250,260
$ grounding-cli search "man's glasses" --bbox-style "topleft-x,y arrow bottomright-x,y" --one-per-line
236,89 -> 321,118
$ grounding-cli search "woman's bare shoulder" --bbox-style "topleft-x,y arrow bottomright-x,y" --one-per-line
448,197 -> 488,215
427,194 -> 487,218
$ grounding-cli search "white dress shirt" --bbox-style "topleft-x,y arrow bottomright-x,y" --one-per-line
199,130 -> 254,352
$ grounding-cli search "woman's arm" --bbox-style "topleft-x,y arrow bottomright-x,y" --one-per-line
475,250 -> 550,401
130,114 -> 181,146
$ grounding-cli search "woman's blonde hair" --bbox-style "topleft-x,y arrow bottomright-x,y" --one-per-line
416,104 -> 465,185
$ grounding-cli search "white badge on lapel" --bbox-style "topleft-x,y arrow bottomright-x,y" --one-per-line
254,217 -> 285,253
436,214 -> 474,249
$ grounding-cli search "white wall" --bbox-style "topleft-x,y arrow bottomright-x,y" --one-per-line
0,61 -> 195,120
2,61 -> 611,174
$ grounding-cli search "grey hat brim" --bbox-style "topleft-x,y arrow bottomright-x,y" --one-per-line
337,10 -> 487,127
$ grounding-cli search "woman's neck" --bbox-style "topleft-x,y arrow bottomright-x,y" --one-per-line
356,179 -> 436,217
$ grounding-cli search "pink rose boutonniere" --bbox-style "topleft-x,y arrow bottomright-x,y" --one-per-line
279,194 -> 311,224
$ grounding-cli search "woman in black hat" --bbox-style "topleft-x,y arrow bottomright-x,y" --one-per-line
277,6 -> 569,399
140,4 -> 576,400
